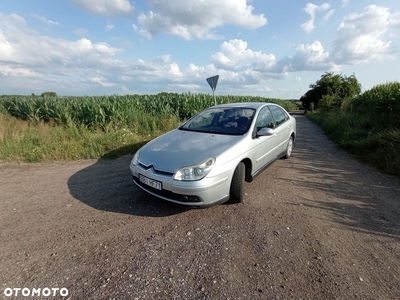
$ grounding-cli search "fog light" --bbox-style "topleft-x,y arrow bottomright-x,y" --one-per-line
181,195 -> 201,203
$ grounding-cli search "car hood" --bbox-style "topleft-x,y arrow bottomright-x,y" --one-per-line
138,129 -> 243,173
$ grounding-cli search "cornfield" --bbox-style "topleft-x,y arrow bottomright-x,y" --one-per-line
0,93 -> 298,132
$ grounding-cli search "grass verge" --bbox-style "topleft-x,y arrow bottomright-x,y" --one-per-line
308,110 -> 400,177
0,113 -> 180,162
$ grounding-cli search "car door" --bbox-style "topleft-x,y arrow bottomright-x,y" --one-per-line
252,106 -> 278,173
269,105 -> 290,155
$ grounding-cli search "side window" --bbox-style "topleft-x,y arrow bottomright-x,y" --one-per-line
269,106 -> 287,127
255,107 -> 275,131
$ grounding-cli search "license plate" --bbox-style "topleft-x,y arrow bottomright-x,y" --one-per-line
138,174 -> 162,190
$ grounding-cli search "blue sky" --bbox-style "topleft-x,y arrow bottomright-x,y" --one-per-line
0,0 -> 399,99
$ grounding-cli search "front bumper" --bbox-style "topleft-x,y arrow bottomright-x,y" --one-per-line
130,163 -> 231,207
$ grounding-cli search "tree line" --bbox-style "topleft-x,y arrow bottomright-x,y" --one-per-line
301,72 -> 361,111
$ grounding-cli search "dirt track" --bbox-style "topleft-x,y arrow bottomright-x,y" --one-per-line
1,116 -> 400,299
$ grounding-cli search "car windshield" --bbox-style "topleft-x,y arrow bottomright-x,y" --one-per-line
180,107 -> 255,135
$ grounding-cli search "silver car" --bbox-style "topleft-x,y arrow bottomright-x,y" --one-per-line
130,102 -> 296,207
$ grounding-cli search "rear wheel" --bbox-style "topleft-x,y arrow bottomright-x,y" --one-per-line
229,162 -> 245,203
283,136 -> 294,159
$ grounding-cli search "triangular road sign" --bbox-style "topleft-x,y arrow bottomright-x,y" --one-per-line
206,75 -> 219,91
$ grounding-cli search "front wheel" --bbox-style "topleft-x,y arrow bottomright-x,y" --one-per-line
283,136 -> 294,159
229,162 -> 245,203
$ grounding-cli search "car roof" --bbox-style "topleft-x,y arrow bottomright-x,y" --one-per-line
210,102 -> 277,110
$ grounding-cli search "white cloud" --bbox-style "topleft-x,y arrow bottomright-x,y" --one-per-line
209,39 -> 283,81
2,2 -> 399,99
74,28 -> 88,36
0,32 -> 13,58
253,53 -> 277,71
31,14 -> 59,26
323,9 -> 335,23
1,13 -> 335,95
0,13 -> 122,66
290,40 -> 338,71
341,0 -> 350,8
105,22 -> 114,32
332,5 -> 400,64
69,0 -> 134,17
0,13 -> 182,93
90,77 -> 114,87
301,3 -> 330,33
212,39 -> 256,70
160,55 -> 183,77
0,65 -> 42,78
135,0 -> 267,40
132,24 -> 152,39
186,61 -> 244,86
192,38 -> 337,87
168,83 -> 200,91
216,39 -> 338,75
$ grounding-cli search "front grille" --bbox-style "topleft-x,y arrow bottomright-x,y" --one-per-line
138,163 -> 174,176
133,176 -> 202,203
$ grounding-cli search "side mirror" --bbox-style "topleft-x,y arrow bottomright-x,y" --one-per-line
257,127 -> 274,136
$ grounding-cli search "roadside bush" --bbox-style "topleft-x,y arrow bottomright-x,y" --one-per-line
352,82 -> 400,114
319,94 -> 336,111
351,82 -> 400,128
301,72 -> 361,110
308,81 -> 400,176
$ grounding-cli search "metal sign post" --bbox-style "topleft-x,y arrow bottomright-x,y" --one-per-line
206,75 -> 219,106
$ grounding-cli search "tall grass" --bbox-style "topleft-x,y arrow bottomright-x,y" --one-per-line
308,82 -> 400,176
0,112 -> 180,162
0,93 -> 297,162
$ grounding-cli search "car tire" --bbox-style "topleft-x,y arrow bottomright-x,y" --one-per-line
283,135 -> 294,159
229,162 -> 245,203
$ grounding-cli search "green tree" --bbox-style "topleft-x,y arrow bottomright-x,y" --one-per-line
41,91 -> 57,97
301,72 -> 361,110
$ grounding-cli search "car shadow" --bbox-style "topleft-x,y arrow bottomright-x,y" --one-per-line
67,142 -> 188,217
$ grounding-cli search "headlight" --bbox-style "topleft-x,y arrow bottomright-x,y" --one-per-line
131,150 -> 140,166
174,158 -> 215,181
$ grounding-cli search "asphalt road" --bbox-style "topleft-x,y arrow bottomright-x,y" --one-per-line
1,115 -> 400,299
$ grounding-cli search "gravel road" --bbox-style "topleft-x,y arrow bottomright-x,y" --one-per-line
1,115 -> 400,300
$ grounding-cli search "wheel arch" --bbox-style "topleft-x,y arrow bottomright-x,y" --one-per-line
291,131 -> 296,142
241,158 -> 253,182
